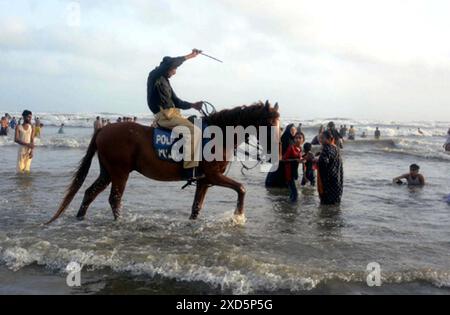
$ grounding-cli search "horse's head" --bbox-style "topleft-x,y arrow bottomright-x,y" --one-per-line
205,100 -> 280,155
256,100 -> 280,155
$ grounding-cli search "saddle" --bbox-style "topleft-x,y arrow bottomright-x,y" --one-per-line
152,116 -> 209,163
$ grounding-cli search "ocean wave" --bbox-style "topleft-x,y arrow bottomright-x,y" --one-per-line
1,240 -> 449,294
0,135 -> 90,149
2,111 -> 449,134
379,139 -> 450,162
0,112 -> 154,128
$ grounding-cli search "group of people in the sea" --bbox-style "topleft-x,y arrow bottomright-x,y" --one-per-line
1,113 -> 44,138
3,111 -> 140,174
265,121 -> 448,204
1,113 -> 17,136
266,122 -> 344,204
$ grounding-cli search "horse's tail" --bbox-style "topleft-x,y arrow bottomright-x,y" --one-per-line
45,130 -> 99,225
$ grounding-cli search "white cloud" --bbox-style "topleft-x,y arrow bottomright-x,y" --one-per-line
0,0 -> 449,120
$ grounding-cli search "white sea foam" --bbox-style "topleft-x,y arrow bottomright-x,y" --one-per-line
1,240 -> 449,293
0,134 -> 91,149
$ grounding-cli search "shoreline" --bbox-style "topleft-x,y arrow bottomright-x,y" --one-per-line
1,264 -> 449,295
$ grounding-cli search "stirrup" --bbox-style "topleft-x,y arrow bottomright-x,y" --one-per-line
181,168 -> 205,189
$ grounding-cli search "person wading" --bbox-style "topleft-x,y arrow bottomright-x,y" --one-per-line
317,130 -> 344,205
147,49 -> 204,179
15,110 -> 35,173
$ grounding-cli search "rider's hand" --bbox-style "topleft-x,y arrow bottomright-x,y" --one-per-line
186,49 -> 202,60
191,101 -> 203,111
192,49 -> 202,57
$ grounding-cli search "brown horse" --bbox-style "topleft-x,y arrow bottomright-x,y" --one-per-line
46,101 -> 280,224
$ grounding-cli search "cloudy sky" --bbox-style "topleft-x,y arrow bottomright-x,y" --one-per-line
0,0 -> 449,120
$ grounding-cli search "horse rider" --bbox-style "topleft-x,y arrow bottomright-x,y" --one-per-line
147,49 -> 204,179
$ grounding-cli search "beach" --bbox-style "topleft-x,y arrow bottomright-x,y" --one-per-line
1,114 -> 449,294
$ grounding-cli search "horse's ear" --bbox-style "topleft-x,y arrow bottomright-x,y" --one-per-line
274,102 -> 279,111
265,100 -> 270,108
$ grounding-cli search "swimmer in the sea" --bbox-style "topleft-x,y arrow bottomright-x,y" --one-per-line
393,164 -> 425,186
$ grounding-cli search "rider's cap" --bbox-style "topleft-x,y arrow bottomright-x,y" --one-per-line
161,56 -> 185,70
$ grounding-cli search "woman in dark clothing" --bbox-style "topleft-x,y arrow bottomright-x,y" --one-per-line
317,130 -> 344,205
265,124 -> 297,188
281,124 -> 297,154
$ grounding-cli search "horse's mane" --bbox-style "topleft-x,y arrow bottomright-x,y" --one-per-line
206,101 -> 279,128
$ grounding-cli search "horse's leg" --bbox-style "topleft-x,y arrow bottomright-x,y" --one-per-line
109,174 -> 129,220
207,174 -> 246,215
76,168 -> 111,220
190,180 -> 209,220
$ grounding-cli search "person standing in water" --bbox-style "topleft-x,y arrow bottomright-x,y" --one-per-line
0,115 -> 9,136
327,122 -> 344,148
301,142 -> 316,186
393,164 -> 425,186
34,123 -> 43,138
15,110 -> 35,173
94,116 -> 102,131
311,125 -> 324,145
265,124 -> 297,188
58,123 -> 65,134
284,132 -> 304,202
9,117 -> 17,130
444,128 -> 450,151
317,130 -> 344,205
348,125 -> 356,140
374,127 -> 381,140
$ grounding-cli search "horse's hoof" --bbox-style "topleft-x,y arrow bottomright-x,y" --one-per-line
76,216 -> 85,221
189,214 -> 198,220
232,213 -> 246,225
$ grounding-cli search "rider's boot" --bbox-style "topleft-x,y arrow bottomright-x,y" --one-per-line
182,167 -> 204,181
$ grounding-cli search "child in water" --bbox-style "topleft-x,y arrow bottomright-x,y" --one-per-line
301,142 -> 316,186
393,164 -> 425,186
284,132 -> 304,202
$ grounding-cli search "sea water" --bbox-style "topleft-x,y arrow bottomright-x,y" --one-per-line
0,114 -> 449,294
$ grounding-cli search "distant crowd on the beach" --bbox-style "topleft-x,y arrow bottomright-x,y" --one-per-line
0,113 -> 141,138
93,116 -> 138,132
0,111 -> 139,174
